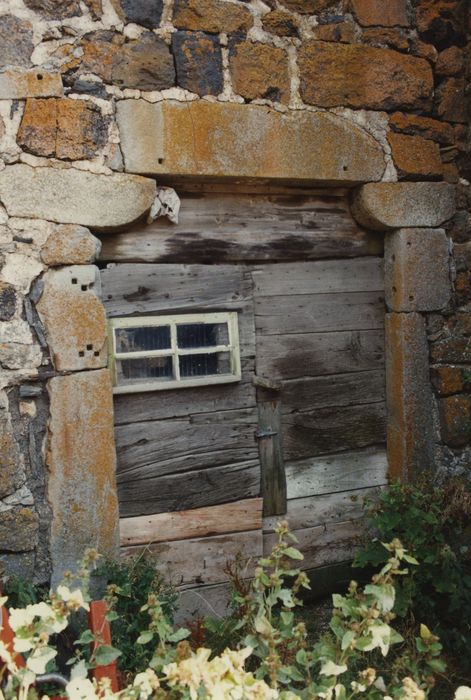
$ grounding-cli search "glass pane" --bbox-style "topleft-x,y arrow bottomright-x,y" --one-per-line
115,325 -> 171,353
116,356 -> 173,385
177,322 -> 229,349
179,352 -> 231,378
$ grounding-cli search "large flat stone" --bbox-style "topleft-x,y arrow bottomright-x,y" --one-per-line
351,182 -> 455,230
36,266 -> 107,372
117,100 -> 386,184
40,224 -> 101,266
47,369 -> 119,586
385,312 -> 435,480
0,69 -> 63,99
385,228 -> 451,312
0,165 -> 156,230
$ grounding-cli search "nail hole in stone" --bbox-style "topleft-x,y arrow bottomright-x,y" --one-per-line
407,241 -> 412,246
158,157 -> 164,164
72,278 -> 78,284
86,344 -> 93,350
342,165 -> 348,171
409,295 -> 414,301
36,73 -> 43,80
94,350 -> 100,356
81,284 -> 87,291
392,286 -> 397,292
392,254 -> 396,261
79,350 -> 85,357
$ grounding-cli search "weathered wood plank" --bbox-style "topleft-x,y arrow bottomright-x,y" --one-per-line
258,399 -> 286,516
281,370 -> 385,412
263,486 -> 382,533
113,364 -> 255,425
264,520 -> 364,570
101,264 -> 253,317
116,408 -> 258,479
122,529 -> 263,588
256,330 -> 384,380
255,292 -> 385,336
118,460 -> 261,517
282,402 -> 386,460
252,258 -> 383,296
120,497 -> 263,546
174,582 -> 233,624
98,192 -> 382,264
285,447 -> 388,499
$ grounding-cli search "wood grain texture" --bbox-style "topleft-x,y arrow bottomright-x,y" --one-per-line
263,486 -> 383,533
122,529 -> 263,588
281,370 -> 385,411
264,519 -> 364,570
282,402 -> 386,460
258,399 -> 286,516
116,407 -> 258,479
174,583 -> 233,624
255,292 -> 385,336
101,263 -> 253,317
120,498 -> 263,546
98,192 -> 382,264
118,460 -> 261,517
256,330 -> 384,380
252,258 -> 383,296
285,447 -> 388,498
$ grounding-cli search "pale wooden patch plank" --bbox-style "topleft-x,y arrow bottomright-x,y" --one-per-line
285,447 -> 388,499
264,520 -> 364,570
122,529 -> 263,588
255,292 -> 385,336
120,497 -> 263,547
263,486 -> 383,533
118,460 -> 261,517
256,330 -> 384,380
252,258 -> 383,296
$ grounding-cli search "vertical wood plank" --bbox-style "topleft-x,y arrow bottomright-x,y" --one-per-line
258,398 -> 287,516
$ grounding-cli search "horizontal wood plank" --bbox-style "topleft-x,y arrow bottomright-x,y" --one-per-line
252,258 -> 383,296
264,519 -> 364,570
99,192 -> 382,264
281,370 -> 385,411
285,447 -> 388,498
118,460 -> 261,517
116,408 -> 258,479
256,329 -> 384,380
282,402 -> 386,460
122,529 -> 263,588
101,264 -> 253,317
174,582 -> 233,623
263,486 -> 383,533
120,498 -> 263,546
255,292 -> 385,336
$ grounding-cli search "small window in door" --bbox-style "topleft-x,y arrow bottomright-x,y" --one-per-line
108,312 -> 241,394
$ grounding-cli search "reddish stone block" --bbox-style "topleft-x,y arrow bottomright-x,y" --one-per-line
389,112 -> 454,145
263,10 -> 299,37
298,42 -> 433,110
387,132 -> 443,180
435,77 -> 467,123
229,41 -> 290,103
361,27 -> 409,51
314,20 -> 358,43
431,366 -> 465,396
173,0 -> 253,33
436,46 -> 464,76
439,395 -> 471,447
350,0 -> 409,27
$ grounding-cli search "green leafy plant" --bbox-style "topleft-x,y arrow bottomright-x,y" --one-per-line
95,552 -> 178,675
353,478 -> 471,682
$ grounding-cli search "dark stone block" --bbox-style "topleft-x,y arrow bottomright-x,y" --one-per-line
172,31 -> 223,97
113,33 -> 175,90
0,16 -> 34,68
113,0 -> 164,29
0,283 -> 16,321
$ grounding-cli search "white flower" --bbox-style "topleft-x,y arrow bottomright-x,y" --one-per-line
66,678 -> 100,700
26,645 -> 57,674
455,688 -> 471,700
362,622 -> 393,657
133,669 -> 160,699
57,586 -> 90,612
320,660 -> 348,677
0,640 -> 17,673
13,638 -> 34,653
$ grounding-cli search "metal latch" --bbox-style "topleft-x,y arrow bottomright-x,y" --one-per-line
255,428 -> 278,439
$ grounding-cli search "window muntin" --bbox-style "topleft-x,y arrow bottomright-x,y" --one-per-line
109,312 -> 241,393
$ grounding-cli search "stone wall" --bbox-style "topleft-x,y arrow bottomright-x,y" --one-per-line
0,0 -> 470,582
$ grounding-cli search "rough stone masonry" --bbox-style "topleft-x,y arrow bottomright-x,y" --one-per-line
0,0 -> 470,582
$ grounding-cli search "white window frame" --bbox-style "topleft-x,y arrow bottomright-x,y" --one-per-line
108,312 -> 241,394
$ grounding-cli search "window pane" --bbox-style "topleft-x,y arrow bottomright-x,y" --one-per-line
179,352 -> 231,378
116,356 -> 173,385
177,323 -> 229,349
115,325 -> 171,353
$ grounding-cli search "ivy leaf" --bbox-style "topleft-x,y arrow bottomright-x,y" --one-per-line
94,645 -> 122,666
283,547 -> 304,561
136,630 -> 154,645
74,629 -> 95,646
168,628 -> 190,643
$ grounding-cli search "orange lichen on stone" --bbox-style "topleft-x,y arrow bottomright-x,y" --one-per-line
350,0 -> 409,27
173,0 -> 253,34
46,369 -> 119,584
298,42 -> 433,110
387,132 -> 443,180
439,395 -> 471,447
431,366 -> 465,396
229,41 -> 290,103
0,69 -> 63,99
389,112 -> 454,145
